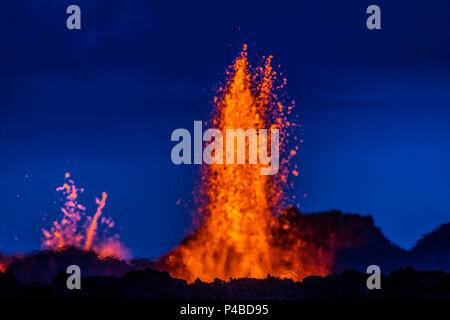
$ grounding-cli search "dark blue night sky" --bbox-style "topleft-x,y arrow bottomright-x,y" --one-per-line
0,0 -> 449,257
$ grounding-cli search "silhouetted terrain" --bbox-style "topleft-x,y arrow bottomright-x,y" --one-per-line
0,265 -> 448,300
275,207 -> 450,274
0,209 -> 448,300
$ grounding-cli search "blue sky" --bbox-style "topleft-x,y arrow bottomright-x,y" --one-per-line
0,0 -> 449,257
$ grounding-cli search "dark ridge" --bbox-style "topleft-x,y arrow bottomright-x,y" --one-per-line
276,207 -> 449,274
5,247 -> 133,283
413,222 -> 450,254
0,208 -> 448,298
0,266 -> 448,300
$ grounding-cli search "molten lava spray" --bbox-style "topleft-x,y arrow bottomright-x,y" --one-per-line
42,173 -> 130,260
162,46 -> 328,282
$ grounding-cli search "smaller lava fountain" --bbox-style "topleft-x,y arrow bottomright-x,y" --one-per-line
42,173 -> 130,260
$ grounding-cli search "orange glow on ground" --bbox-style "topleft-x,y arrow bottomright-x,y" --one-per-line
162,46 -> 329,283
0,262 -> 6,273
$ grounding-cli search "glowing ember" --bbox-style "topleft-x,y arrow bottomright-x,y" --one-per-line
162,46 -> 329,282
42,173 -> 130,260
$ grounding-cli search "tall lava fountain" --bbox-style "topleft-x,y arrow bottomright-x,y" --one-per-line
161,46 -> 328,282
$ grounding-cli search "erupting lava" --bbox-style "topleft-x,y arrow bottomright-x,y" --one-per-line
42,173 -> 130,260
161,46 -> 329,282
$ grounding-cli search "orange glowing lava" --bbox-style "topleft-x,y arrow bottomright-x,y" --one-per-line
42,173 -> 130,260
162,46 -> 329,282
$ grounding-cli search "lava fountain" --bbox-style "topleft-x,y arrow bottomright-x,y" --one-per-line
161,46 -> 329,282
42,173 -> 130,260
